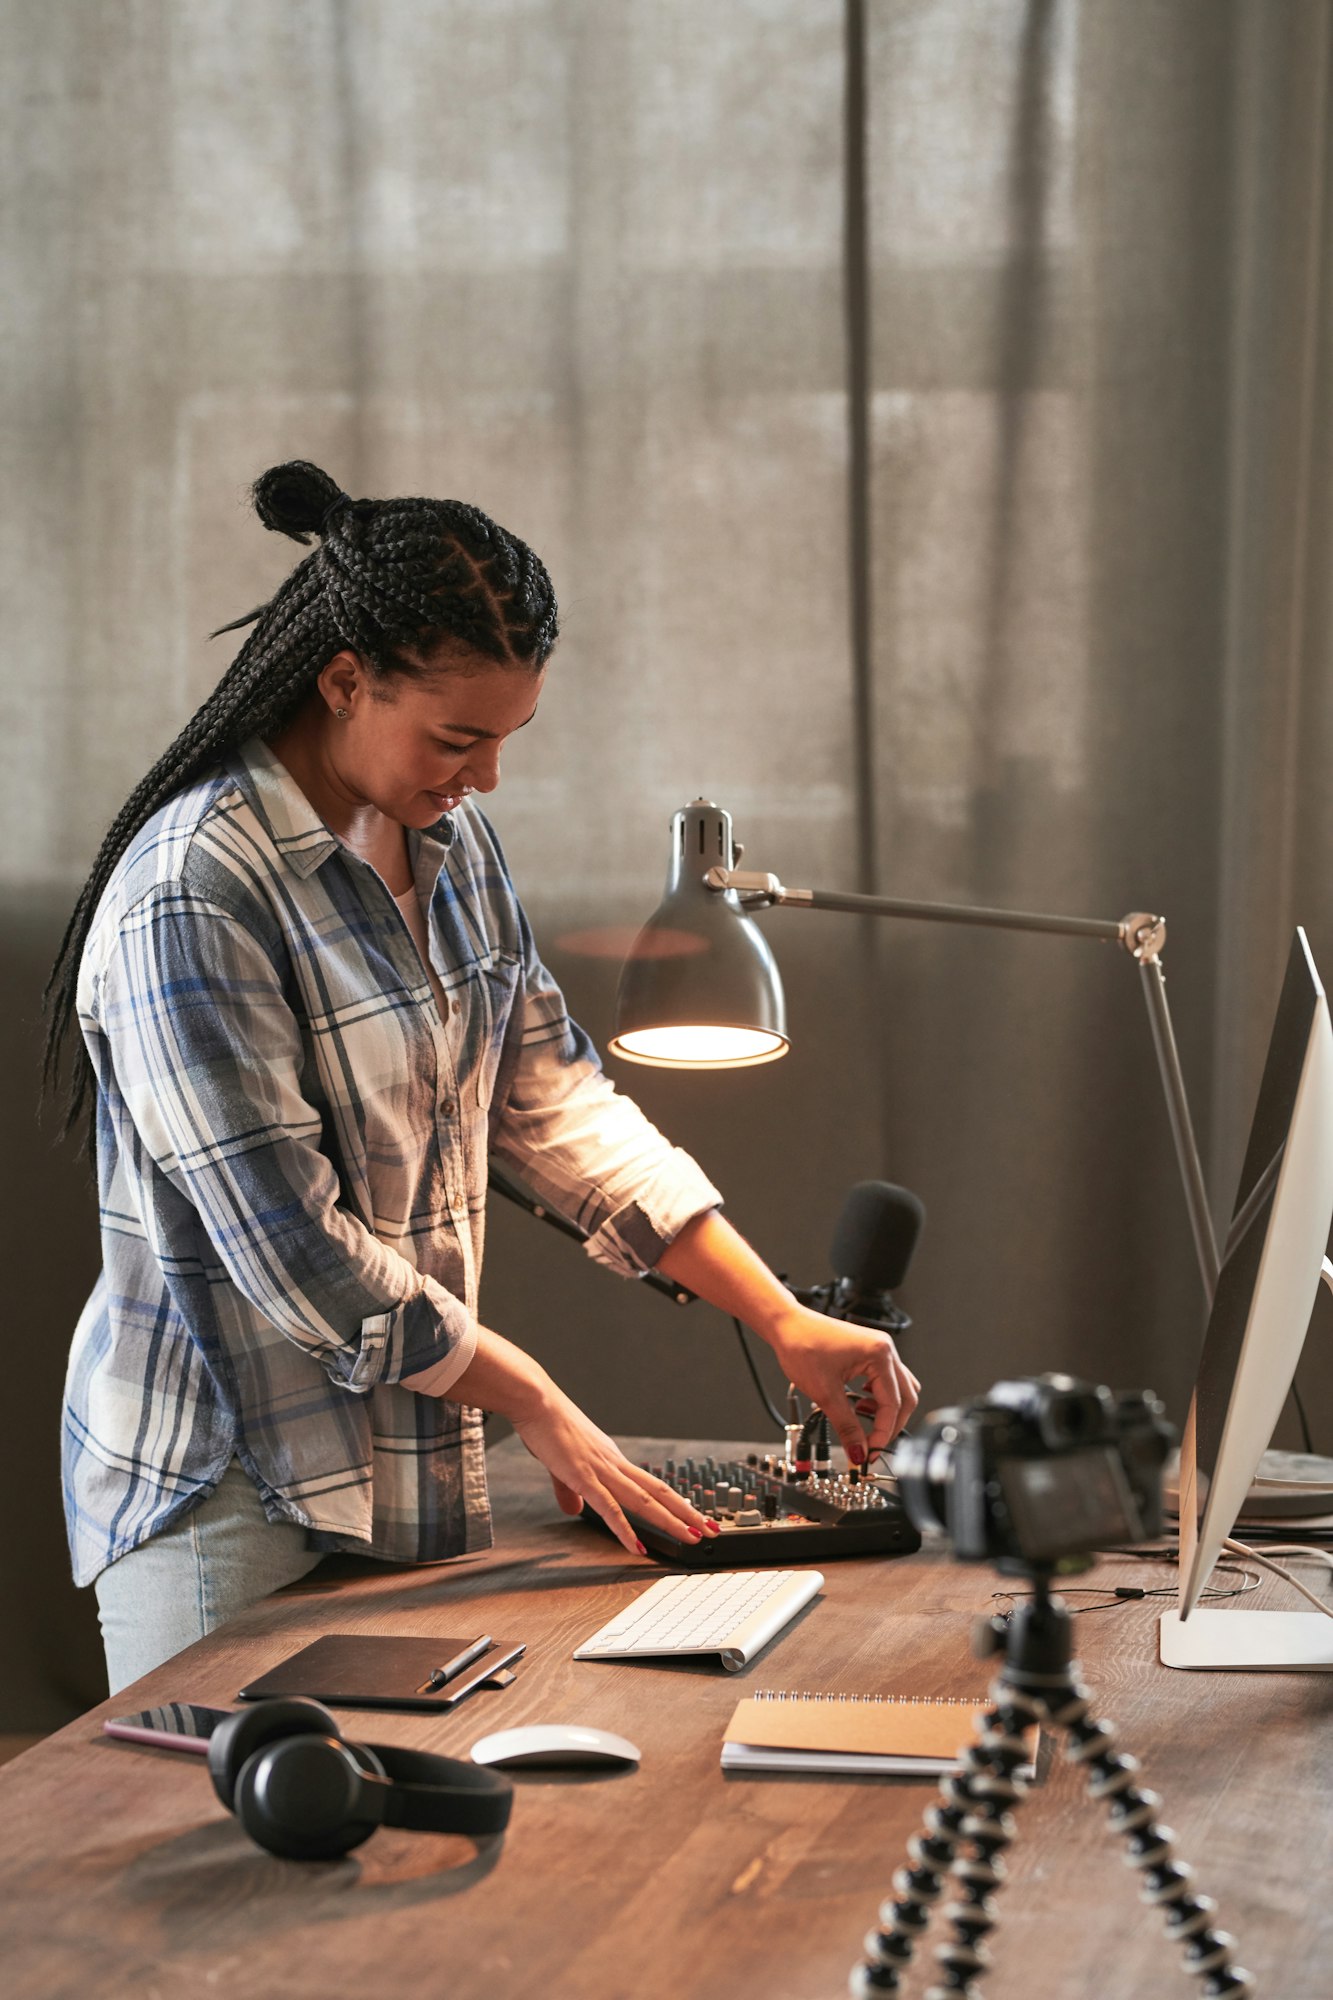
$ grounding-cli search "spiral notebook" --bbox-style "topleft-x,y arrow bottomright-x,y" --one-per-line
721,1691 -> 1037,1777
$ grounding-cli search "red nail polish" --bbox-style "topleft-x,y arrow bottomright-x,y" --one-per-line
688,1527 -> 703,1540
850,1444 -> 867,1465
635,1539 -> 648,1555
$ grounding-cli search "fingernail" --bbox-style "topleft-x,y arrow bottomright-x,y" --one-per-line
705,1520 -> 722,1534
635,1539 -> 648,1555
849,1444 -> 867,1465
688,1527 -> 703,1540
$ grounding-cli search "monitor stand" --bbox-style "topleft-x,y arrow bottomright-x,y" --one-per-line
1152,1608 -> 1328,1672
1159,1256 -> 1333,1669
1158,1607 -> 1333,1669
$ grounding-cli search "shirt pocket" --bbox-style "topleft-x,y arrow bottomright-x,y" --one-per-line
473,949 -> 523,1111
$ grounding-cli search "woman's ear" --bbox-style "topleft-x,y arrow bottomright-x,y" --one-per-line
316,651 -> 366,719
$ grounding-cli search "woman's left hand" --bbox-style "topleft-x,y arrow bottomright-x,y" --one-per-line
762,1303 -> 920,1464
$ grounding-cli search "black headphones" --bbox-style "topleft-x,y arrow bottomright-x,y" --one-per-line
208,1697 -> 513,1860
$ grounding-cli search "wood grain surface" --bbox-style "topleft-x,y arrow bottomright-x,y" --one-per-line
1,1438 -> 1329,2000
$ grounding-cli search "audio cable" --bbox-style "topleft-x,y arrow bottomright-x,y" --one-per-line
989,1561 -> 1262,1622
729,1315 -> 785,1430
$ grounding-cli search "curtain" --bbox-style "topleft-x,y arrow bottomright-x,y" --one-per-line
3,0 -> 1330,1726
864,0 -> 1333,1417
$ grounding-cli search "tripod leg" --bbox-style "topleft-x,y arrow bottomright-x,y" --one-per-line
849,1786 -> 967,1995
1046,1676 -> 1255,1998
923,1684 -> 1035,1999
850,1609 -> 1254,1996
850,1689 -> 1033,1999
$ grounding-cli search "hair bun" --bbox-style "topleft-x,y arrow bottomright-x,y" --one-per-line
252,461 -> 351,544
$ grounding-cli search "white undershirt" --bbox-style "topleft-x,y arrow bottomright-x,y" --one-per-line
393,884 -> 450,1025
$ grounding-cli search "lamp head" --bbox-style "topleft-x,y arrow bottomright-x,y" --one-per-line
610,800 -> 789,1069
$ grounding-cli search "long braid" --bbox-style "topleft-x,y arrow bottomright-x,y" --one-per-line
43,459 -> 558,1140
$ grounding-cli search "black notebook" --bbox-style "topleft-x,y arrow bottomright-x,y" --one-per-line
236,1634 -> 524,1712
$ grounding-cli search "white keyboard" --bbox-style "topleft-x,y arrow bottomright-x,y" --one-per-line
573,1568 -> 824,1673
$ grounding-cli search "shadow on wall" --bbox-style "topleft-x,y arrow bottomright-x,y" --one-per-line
2,890 -> 106,1731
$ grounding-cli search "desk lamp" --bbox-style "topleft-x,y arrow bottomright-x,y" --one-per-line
610,798 -> 1221,1300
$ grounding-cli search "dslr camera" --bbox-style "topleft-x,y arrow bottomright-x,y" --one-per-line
891,1374 -> 1173,1573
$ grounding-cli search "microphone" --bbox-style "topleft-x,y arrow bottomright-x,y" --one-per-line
787,1181 -> 925,1334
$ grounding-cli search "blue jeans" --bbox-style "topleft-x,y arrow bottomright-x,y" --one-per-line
94,1460 -> 323,1695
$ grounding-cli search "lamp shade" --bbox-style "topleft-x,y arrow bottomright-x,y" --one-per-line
610,800 -> 789,1068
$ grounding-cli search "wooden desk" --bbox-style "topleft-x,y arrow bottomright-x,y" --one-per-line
2,1439 -> 1329,1999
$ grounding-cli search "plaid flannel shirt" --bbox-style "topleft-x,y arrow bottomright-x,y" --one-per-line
63,737 -> 721,1586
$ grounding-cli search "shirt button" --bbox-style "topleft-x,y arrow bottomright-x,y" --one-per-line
440,1097 -> 456,1119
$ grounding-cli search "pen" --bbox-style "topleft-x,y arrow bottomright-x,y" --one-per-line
421,1635 -> 495,1693
431,1643 -> 527,1708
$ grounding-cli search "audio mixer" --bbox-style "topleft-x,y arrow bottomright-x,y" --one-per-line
492,1164 -> 929,1569
582,1449 -> 922,1568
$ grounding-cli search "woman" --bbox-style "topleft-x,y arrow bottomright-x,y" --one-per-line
45,460 -> 919,1692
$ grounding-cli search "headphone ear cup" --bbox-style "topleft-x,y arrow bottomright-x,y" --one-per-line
232,1734 -> 378,1861
208,1698 -> 343,1811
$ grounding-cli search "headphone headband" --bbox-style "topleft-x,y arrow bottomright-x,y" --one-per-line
358,1741 -> 513,1836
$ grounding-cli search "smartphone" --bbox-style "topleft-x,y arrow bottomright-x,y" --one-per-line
103,1702 -> 233,1754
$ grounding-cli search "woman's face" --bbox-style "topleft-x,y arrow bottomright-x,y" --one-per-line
323,652 -> 545,829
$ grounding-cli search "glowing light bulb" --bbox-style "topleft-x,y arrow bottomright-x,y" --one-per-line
609,1024 -> 788,1068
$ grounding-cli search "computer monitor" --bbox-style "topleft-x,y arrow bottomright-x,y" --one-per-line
1159,928 -> 1333,1670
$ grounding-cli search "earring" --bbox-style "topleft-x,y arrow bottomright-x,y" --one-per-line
334,707 -> 349,719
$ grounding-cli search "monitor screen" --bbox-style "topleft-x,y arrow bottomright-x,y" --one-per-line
1177,928 -> 1333,1617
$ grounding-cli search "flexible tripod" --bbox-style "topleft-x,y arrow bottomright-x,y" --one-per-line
849,1573 -> 1254,1998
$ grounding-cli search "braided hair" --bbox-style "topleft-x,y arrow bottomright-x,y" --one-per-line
43,458 -> 559,1139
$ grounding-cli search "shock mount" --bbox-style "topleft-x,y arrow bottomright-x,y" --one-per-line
849,1571 -> 1254,1999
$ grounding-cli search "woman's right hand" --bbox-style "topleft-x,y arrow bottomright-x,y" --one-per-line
437,1325 -> 716,1557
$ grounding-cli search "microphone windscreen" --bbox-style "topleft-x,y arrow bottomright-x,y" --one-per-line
829,1181 -> 925,1293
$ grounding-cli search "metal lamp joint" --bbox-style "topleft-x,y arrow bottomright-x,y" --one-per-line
1119,913 -> 1167,963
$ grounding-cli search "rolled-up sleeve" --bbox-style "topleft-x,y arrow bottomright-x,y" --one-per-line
489,923 -> 722,1278
96,887 -> 475,1393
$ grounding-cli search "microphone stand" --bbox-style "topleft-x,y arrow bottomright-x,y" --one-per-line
706,868 -> 1221,1306
785,1275 -> 911,1336
487,1164 -> 696,1307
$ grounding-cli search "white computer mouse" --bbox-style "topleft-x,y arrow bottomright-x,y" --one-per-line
469,1723 -> 641,1770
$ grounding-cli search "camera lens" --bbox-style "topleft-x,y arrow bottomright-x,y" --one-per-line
891,1418 -> 957,1540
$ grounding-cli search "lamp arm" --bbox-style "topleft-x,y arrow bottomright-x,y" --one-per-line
709,868 -> 1162,952
706,867 -> 1221,1304
1137,957 -> 1221,1302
